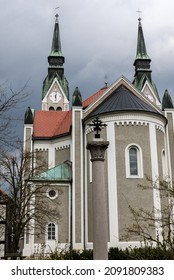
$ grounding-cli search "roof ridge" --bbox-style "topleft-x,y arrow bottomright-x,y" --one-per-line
82,86 -> 108,108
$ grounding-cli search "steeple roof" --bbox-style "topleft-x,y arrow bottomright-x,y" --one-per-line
162,89 -> 174,110
42,15 -> 69,101
136,18 -> 150,60
50,14 -> 63,57
133,18 -> 160,102
72,87 -> 82,107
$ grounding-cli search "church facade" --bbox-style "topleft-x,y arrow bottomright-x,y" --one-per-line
23,15 -> 174,256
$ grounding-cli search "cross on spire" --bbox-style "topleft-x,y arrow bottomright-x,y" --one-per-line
55,7 -> 59,21
136,9 -> 142,20
88,117 -> 107,139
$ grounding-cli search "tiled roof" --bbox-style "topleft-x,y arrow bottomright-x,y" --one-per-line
82,86 -> 108,108
91,85 -> 160,116
33,111 -> 72,139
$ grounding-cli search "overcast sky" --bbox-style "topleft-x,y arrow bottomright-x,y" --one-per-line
1,0 -> 174,138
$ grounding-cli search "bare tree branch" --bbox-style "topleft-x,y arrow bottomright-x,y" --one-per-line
0,147 -> 60,253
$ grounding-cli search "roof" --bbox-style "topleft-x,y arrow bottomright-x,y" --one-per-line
32,160 -> 72,182
33,111 -> 72,139
135,18 -> 150,60
91,85 -> 161,116
82,86 -> 108,108
50,15 -> 63,57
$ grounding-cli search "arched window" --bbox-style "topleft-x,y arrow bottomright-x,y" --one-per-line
161,149 -> 167,179
125,144 -> 143,178
56,107 -> 62,111
49,106 -> 55,111
47,223 -> 56,240
129,147 -> 138,175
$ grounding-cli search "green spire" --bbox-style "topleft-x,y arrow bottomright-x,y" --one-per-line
133,18 -> 160,102
162,89 -> 174,110
24,107 -> 34,124
48,14 -> 65,72
72,87 -> 82,106
50,14 -> 62,56
42,15 -> 69,100
136,18 -> 150,60
133,18 -> 151,80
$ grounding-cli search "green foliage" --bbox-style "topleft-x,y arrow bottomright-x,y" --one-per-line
28,240 -> 174,260
108,247 -> 131,260
49,248 -> 93,260
109,246 -> 174,260
29,245 -> 174,260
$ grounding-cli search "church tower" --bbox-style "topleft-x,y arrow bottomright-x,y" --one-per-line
42,14 -> 69,111
133,18 -> 160,106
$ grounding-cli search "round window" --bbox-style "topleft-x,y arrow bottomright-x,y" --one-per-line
48,189 -> 57,199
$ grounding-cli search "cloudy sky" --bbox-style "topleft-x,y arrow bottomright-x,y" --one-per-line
0,0 -> 174,137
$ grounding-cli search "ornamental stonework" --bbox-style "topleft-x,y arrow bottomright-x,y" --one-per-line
87,141 -> 109,161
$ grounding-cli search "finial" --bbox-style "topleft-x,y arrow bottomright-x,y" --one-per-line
55,7 -> 59,22
136,9 -> 142,21
104,74 -> 108,87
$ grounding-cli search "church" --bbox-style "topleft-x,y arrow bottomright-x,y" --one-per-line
23,14 -> 174,256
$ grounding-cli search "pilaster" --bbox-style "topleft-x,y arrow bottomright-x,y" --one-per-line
72,107 -> 84,249
149,123 -> 162,240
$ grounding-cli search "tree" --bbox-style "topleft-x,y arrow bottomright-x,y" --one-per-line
125,177 -> 174,256
0,82 -> 29,147
0,147 -> 60,254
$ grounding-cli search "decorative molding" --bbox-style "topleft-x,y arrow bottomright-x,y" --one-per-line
155,125 -> 165,133
116,121 -> 148,126
55,144 -> 70,151
85,113 -> 165,133
35,148 -> 48,152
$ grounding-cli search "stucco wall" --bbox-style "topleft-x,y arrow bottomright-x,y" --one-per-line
34,184 -> 70,244
55,147 -> 70,165
115,123 -> 155,241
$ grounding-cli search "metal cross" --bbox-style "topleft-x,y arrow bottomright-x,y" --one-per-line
55,7 -> 60,21
88,117 -> 107,138
136,9 -> 142,20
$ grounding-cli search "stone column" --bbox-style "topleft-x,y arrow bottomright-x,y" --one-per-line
87,140 -> 109,260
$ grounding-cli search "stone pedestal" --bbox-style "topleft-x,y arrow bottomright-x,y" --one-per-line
87,140 -> 109,260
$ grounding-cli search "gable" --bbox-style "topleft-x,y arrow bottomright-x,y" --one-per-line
90,85 -> 159,116
83,76 -> 163,119
42,78 -> 69,104
141,80 -> 161,106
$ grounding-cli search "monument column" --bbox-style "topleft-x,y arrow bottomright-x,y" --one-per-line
87,117 -> 109,260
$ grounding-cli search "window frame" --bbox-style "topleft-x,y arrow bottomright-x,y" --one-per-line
125,144 -> 143,178
46,222 -> 57,241
161,149 -> 167,180
46,188 -> 58,200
